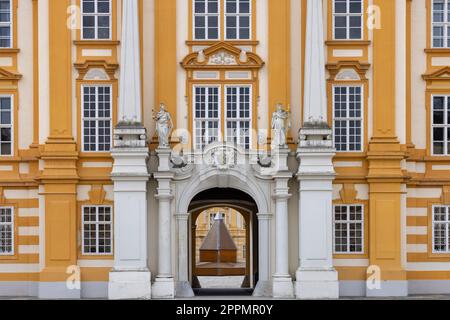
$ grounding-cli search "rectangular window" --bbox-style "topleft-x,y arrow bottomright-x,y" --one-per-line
333,86 -> 363,152
432,206 -> 450,253
0,96 -> 12,156
194,0 -> 219,40
225,86 -> 251,150
432,95 -> 450,155
193,86 -> 220,150
82,85 -> 112,152
334,205 -> 364,254
81,0 -> 111,40
432,0 -> 450,48
82,206 -> 113,255
0,0 -> 12,48
333,0 -> 363,40
0,207 -> 13,255
225,0 -> 251,40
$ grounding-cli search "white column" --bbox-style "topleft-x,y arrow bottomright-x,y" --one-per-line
175,214 -> 195,297
253,213 -> 272,297
271,148 -> 294,298
108,0 -> 151,300
295,0 -> 339,299
153,148 -> 176,298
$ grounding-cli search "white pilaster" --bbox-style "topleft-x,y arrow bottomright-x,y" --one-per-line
108,0 -> 151,300
271,148 -> 294,298
253,213 -> 272,297
153,148 -> 176,299
108,128 -> 151,299
175,214 -> 195,297
303,0 -> 327,123
295,0 -> 339,299
118,0 -> 142,122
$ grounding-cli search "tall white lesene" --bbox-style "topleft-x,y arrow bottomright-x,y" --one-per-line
303,0 -> 327,123
295,0 -> 339,300
109,0 -> 151,300
118,0 -> 142,123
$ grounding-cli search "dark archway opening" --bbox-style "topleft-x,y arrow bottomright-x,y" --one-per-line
189,188 -> 259,297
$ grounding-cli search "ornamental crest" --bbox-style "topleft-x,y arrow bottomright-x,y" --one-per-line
204,144 -> 238,170
208,51 -> 237,65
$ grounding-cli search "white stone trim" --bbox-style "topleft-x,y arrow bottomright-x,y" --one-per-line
18,227 -> 39,236
406,226 -> 428,235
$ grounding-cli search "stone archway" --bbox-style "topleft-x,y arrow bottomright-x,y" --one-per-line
188,188 -> 259,295
173,167 -> 273,298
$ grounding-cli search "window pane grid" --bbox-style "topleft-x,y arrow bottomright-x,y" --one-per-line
194,0 -> 219,40
333,205 -> 364,254
433,206 -> 450,253
333,86 -> 363,152
0,96 -> 12,156
225,86 -> 251,150
0,0 -> 11,48
333,0 -> 363,40
82,86 -> 112,152
225,0 -> 251,40
432,95 -> 450,155
82,0 -> 111,40
0,207 -> 13,255
194,87 -> 220,150
82,206 -> 113,255
432,0 -> 450,48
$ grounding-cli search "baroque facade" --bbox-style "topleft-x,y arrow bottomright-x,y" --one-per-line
0,0 -> 450,299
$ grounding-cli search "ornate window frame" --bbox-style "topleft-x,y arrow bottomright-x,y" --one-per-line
181,42 -> 264,151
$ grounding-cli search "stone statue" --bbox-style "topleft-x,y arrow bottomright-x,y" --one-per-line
271,103 -> 291,149
154,103 -> 174,148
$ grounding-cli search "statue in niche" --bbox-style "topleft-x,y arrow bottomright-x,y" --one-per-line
154,103 -> 174,148
271,103 -> 291,149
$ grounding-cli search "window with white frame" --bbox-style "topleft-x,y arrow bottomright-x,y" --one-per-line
225,0 -> 251,40
194,0 -> 220,40
333,86 -> 363,152
0,207 -> 13,255
225,86 -> 251,150
432,206 -> 450,253
193,86 -> 220,150
432,0 -> 450,48
333,0 -> 363,40
82,206 -> 113,255
432,96 -> 450,155
82,85 -> 112,152
81,0 -> 111,40
0,0 -> 12,48
334,205 -> 364,254
0,96 -> 12,156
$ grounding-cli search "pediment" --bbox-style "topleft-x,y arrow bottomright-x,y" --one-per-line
326,61 -> 370,81
0,67 -> 22,81
74,60 -> 119,80
181,42 -> 264,70
423,67 -> 450,81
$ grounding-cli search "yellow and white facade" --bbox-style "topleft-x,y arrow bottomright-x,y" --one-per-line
0,0 -> 450,299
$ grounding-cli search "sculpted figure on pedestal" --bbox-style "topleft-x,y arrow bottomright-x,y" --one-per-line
154,103 -> 174,148
271,103 -> 291,149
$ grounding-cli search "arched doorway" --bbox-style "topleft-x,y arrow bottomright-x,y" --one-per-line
188,188 -> 259,296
